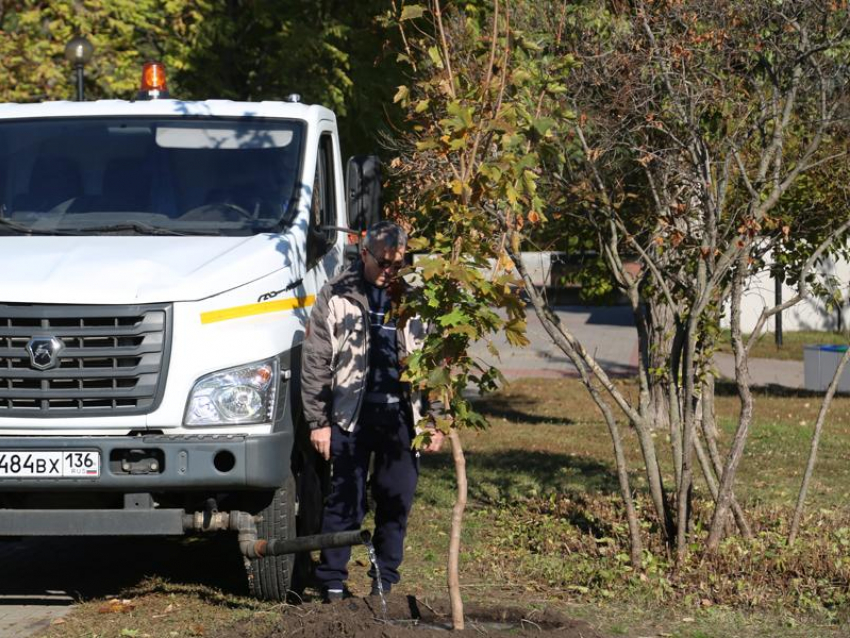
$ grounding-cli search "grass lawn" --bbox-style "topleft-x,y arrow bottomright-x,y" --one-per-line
398,379 -> 850,637
717,329 -> 848,361
41,378 -> 850,638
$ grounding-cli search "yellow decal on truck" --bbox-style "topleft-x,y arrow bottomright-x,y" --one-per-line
200,295 -> 315,325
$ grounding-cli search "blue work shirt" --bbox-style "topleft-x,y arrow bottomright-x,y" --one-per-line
365,282 -> 402,395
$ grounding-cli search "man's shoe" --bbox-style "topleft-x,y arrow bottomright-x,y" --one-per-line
369,581 -> 391,597
323,588 -> 344,603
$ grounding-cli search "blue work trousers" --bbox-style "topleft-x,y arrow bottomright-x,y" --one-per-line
315,402 -> 420,591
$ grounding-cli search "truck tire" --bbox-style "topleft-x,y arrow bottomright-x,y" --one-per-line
245,475 -> 296,601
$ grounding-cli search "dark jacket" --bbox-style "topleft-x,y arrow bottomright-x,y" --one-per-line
301,263 -> 429,432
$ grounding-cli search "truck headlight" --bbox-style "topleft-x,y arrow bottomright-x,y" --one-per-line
184,358 -> 279,425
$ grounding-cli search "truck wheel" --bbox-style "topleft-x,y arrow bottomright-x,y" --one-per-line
245,474 -> 296,601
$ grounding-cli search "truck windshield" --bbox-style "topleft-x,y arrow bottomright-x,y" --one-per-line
0,117 -> 305,236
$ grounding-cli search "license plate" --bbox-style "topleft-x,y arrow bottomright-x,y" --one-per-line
0,451 -> 100,478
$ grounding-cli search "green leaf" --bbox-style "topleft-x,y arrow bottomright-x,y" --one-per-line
434,416 -> 453,433
393,85 -> 410,104
532,116 -> 556,136
449,324 -> 478,338
400,4 -> 427,21
407,236 -> 430,251
411,432 -> 429,449
439,308 -> 467,327
427,366 -> 451,387
427,46 -> 444,69
511,69 -> 531,84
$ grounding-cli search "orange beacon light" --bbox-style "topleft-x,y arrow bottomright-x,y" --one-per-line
138,61 -> 169,99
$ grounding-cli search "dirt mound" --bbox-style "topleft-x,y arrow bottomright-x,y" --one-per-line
226,595 -> 606,637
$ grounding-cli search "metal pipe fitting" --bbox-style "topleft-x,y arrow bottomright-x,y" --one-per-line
229,510 -> 259,557
182,508 -> 370,559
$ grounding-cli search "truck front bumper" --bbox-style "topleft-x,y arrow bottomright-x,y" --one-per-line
0,431 -> 292,491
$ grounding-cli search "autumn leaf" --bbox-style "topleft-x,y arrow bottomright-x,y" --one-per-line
504,319 -> 529,347
495,252 -> 515,273
670,230 -> 684,247
99,599 -> 136,614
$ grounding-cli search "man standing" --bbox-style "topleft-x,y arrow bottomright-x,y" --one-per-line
301,221 -> 444,602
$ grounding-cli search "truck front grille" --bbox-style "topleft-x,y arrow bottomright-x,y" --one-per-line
0,304 -> 171,417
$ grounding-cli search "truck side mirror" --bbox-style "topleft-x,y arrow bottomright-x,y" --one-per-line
346,155 -> 382,234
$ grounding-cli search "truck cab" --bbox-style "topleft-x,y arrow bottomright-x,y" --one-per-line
0,83 -> 379,599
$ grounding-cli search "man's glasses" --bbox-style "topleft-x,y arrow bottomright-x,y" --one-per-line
365,246 -> 405,271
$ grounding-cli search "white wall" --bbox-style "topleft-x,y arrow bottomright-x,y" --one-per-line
723,254 -> 850,333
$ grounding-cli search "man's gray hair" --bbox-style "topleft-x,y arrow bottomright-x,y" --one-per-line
363,221 -> 408,251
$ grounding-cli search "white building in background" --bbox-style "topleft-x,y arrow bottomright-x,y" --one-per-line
723,254 -> 850,334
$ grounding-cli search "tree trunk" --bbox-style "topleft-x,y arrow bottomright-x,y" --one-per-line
701,375 -> 719,441
633,421 -> 675,547
675,316 -> 699,563
694,434 -> 733,536
569,362 -> 644,565
448,429 -> 466,630
667,325 -> 686,494
645,302 -> 677,466
700,377 -> 752,539
707,258 -> 754,551
788,345 -> 850,544
694,434 -> 720,500
649,379 -> 671,431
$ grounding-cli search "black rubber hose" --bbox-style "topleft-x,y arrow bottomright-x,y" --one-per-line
252,529 -> 371,557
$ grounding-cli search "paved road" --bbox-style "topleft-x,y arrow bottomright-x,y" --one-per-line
1,305 -> 805,638
471,304 -> 804,388
470,305 -> 640,378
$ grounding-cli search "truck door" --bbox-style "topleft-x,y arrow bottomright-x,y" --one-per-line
306,130 -> 344,287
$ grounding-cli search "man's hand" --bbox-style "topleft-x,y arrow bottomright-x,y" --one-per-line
422,430 -> 445,453
310,426 -> 332,460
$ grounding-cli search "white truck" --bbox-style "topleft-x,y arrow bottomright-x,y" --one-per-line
0,65 -> 380,600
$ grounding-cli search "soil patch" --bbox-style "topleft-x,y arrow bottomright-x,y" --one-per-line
223,595 -> 606,637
